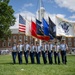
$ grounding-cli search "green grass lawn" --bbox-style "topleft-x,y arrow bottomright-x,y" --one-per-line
0,55 -> 75,75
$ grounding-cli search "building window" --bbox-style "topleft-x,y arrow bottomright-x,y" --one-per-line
13,35 -> 17,39
8,42 -> 11,47
19,35 -> 22,42
26,36 -> 28,40
68,38 -> 71,41
74,42 -> 75,47
2,40 -> 6,47
73,38 -> 75,41
68,42 -> 72,46
8,37 -> 11,41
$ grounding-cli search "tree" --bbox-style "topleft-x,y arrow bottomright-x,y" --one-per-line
0,0 -> 15,40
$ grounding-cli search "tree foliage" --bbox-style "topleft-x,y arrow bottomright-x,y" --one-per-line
0,0 -> 15,40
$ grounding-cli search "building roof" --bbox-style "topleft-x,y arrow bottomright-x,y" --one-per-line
10,28 -> 19,34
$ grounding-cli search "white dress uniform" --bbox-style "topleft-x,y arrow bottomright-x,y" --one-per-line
59,44 -> 68,64
17,44 -> 23,64
48,44 -> 53,64
48,44 -> 53,52
23,44 -> 30,64
53,44 -> 60,64
30,46 -> 35,53
12,46 -> 17,52
35,45 -> 41,64
41,44 -> 47,52
12,45 -> 17,64
54,45 -> 60,53
30,45 -> 35,64
35,45 -> 41,53
60,44 -> 67,51
23,44 -> 30,52
17,44 -> 23,52
41,44 -> 47,64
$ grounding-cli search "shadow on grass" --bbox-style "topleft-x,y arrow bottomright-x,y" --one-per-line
0,62 -> 65,66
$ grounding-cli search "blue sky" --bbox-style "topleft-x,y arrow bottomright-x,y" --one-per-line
9,0 -> 75,28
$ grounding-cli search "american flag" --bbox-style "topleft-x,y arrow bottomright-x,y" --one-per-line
19,14 -> 26,33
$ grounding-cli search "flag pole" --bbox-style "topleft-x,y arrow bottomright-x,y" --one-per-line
39,0 -> 42,46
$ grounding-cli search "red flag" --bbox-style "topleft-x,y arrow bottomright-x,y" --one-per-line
31,21 -> 37,37
31,21 -> 50,41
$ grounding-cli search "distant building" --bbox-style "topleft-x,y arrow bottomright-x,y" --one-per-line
37,7 -> 45,21
0,28 -> 35,50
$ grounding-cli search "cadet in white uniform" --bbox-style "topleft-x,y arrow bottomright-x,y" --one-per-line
23,40 -> 30,64
11,43 -> 17,64
48,41 -> 53,64
41,41 -> 47,64
17,41 -> 23,64
60,39 -> 68,64
53,42 -> 60,64
35,42 -> 41,64
30,42 -> 35,64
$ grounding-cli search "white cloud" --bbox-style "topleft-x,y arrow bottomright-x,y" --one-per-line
55,0 -> 75,12
23,3 -> 33,8
10,11 -> 35,29
69,14 -> 75,19
56,14 -> 65,18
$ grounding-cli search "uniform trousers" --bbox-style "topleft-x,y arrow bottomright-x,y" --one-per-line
12,52 -> 17,64
35,52 -> 40,64
24,51 -> 29,64
18,51 -> 22,64
42,51 -> 47,64
61,51 -> 67,64
54,51 -> 60,64
48,51 -> 53,64
30,52 -> 35,64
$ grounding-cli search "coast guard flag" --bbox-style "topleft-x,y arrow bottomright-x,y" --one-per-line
56,16 -> 75,37
19,14 -> 26,33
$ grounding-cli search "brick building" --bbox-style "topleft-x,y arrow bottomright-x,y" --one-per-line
0,28 -> 75,51
0,28 -> 35,50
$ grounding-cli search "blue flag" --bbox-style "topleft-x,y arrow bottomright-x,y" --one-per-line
36,19 -> 44,35
42,18 -> 54,39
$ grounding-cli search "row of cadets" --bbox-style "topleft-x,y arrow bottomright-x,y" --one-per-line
11,39 -> 68,65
